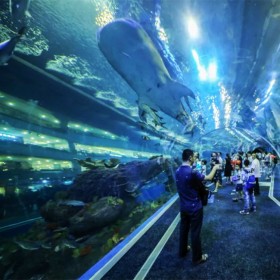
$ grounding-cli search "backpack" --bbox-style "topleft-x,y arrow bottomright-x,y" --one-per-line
243,169 -> 256,190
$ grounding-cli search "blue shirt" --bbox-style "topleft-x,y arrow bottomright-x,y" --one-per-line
175,165 -> 205,214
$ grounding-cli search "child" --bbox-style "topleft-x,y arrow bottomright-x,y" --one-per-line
231,165 -> 243,202
201,159 -> 207,176
240,159 -> 257,215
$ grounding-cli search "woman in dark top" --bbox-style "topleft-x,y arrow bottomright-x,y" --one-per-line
224,153 -> 233,184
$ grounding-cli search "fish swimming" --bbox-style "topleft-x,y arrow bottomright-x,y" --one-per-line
142,135 -> 151,141
9,0 -> 31,21
0,27 -> 25,66
14,239 -> 41,250
97,18 -> 195,128
58,200 -> 86,207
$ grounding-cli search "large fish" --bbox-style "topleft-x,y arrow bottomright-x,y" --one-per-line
0,27 -> 25,66
97,18 -> 195,128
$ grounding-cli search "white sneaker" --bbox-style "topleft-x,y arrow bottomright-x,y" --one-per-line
239,210 -> 249,215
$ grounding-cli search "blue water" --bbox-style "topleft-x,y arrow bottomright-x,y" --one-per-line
136,183 -> 165,203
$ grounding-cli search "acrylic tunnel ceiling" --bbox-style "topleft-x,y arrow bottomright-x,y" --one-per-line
0,0 -> 280,157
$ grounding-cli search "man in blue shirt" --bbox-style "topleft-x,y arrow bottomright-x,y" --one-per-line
176,149 -> 220,264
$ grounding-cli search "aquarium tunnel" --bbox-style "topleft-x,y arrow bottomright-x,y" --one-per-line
0,0 -> 280,279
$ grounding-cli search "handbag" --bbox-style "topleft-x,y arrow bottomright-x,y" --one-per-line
198,181 -> 210,206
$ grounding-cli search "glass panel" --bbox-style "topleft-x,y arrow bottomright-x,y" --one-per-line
0,0 -> 279,279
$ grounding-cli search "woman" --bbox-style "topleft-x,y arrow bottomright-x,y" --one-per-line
224,153 -> 233,184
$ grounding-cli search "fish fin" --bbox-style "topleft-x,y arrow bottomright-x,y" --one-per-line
25,11 -> 32,18
158,80 -> 194,124
139,107 -> 147,122
138,101 -> 148,122
163,80 -> 195,100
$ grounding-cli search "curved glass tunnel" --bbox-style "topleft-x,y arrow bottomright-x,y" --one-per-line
0,0 -> 280,279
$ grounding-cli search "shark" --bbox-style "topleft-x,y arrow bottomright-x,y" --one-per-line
97,18 -> 195,130
0,27 -> 25,66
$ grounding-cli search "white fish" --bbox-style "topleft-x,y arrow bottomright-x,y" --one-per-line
14,239 -> 41,250
58,200 -> 85,207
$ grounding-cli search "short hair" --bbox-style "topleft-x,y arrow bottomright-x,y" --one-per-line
244,159 -> 250,166
182,149 -> 194,161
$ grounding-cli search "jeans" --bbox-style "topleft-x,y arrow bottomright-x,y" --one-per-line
243,188 -> 256,211
179,208 -> 203,262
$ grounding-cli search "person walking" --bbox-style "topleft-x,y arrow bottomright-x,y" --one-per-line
251,153 -> 261,195
210,152 -> 221,192
175,149 -> 220,265
239,159 -> 257,214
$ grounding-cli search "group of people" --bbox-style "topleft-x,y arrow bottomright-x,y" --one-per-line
175,148 -> 278,266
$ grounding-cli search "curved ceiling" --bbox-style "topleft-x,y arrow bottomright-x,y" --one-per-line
0,0 -> 279,157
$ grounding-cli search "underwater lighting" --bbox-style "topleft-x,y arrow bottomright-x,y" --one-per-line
266,79 -> 276,94
192,49 -> 199,64
261,95 -> 271,106
93,0 -> 116,27
208,62 -> 217,81
68,121 -> 127,141
191,49 -> 218,82
254,79 -> 276,111
155,16 -> 168,42
212,102 -> 220,129
0,92 -> 60,128
261,79 -> 275,105
199,67 -> 207,81
232,128 -> 255,144
219,84 -> 232,128
191,50 -> 206,81
187,18 -> 199,39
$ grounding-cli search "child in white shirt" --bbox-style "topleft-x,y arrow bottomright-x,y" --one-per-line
232,165 -> 243,202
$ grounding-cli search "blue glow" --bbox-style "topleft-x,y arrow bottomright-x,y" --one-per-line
199,66 -> 207,81
187,18 -> 199,39
266,79 -> 275,95
191,49 -> 200,64
208,62 -> 217,81
191,49 -> 218,82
